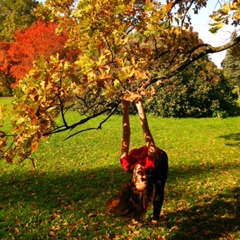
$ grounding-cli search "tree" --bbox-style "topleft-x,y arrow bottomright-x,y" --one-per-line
221,31 -> 240,94
0,74 -> 14,96
8,21 -> 79,85
1,0 -> 240,163
0,42 -> 14,95
0,0 -> 40,94
0,0 -> 39,41
0,21 -> 80,91
145,56 -> 240,117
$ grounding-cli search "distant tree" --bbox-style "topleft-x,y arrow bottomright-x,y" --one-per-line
146,56 -> 240,117
0,21 -> 80,88
0,42 -> 14,95
0,0 -> 39,41
0,74 -> 14,96
221,31 -> 240,95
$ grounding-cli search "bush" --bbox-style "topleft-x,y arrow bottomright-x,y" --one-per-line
145,59 -> 240,118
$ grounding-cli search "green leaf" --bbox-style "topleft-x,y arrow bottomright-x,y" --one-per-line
114,5 -> 126,14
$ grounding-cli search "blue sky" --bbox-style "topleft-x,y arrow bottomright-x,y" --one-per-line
38,0 -> 238,68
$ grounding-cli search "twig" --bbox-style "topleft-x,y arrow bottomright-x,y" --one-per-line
63,102 -> 119,140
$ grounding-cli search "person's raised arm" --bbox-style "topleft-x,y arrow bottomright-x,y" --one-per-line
120,99 -> 130,159
135,100 -> 158,160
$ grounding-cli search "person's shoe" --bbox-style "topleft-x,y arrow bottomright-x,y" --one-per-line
123,91 -> 142,102
151,219 -> 158,225
152,215 -> 159,225
132,218 -> 141,224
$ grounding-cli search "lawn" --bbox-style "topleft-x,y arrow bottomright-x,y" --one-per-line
0,97 -> 239,239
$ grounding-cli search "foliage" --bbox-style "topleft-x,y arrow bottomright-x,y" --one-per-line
210,0 -> 240,33
0,74 -> 14,96
221,31 -> 240,92
0,21 -> 80,88
0,104 -> 239,239
0,0 -> 39,41
0,43 -> 15,95
3,56 -> 72,162
1,0 -> 240,162
145,57 -> 240,117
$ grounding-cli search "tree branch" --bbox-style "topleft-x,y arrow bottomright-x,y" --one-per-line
58,77 -> 68,128
63,102 -> 119,141
181,0 -> 195,27
148,35 -> 240,86
43,102 -> 120,136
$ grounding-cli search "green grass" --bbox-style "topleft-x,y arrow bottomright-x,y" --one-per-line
0,97 -> 239,239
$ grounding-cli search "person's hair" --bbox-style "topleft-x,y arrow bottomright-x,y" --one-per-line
107,177 -> 154,221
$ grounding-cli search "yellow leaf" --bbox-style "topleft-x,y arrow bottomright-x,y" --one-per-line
14,228 -> 20,235
131,56 -> 136,66
87,213 -> 96,217
114,79 -> 121,89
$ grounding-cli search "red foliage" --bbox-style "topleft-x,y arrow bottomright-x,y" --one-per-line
0,42 -> 12,74
2,21 -> 80,86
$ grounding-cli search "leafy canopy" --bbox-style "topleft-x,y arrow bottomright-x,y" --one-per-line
0,0 -> 39,41
1,0 -> 240,163
145,56 -> 240,118
222,31 -> 240,91
8,21 -> 79,84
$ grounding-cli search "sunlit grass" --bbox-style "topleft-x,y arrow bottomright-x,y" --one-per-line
0,97 -> 239,239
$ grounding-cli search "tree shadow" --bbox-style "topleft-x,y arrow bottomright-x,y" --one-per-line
0,166 -> 126,210
150,162 -> 240,240
163,187 -> 239,240
219,132 -> 240,147
0,161 -> 239,239
0,165 -> 131,238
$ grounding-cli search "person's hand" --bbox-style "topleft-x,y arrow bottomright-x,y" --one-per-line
135,98 -> 145,119
135,99 -> 143,107
135,96 -> 144,108
123,91 -> 142,103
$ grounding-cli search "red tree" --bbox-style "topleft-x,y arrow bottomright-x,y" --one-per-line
0,42 -> 15,95
0,42 -> 11,74
6,21 -> 80,86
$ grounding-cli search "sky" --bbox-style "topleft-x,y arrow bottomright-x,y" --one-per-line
38,0 -> 238,68
190,1 -> 237,68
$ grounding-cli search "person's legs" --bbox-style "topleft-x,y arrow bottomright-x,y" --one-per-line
152,180 -> 166,221
151,151 -> 168,223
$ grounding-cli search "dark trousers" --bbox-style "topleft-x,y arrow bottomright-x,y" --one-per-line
150,150 -> 168,220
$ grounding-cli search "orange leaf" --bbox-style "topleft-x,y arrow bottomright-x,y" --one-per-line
166,2 -> 173,12
31,140 -> 39,153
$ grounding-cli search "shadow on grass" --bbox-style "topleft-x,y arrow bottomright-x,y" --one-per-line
161,162 -> 240,240
219,132 -> 240,147
0,166 -> 130,239
165,187 -> 239,240
0,161 -> 239,239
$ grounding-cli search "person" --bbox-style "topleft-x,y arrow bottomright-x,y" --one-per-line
107,91 -> 168,224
